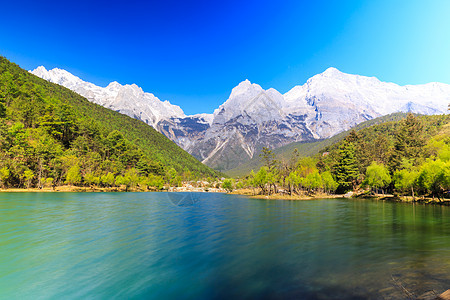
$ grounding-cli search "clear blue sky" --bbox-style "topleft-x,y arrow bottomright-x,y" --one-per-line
1,0 -> 449,115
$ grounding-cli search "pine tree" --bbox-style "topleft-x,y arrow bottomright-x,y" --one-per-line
389,113 -> 425,172
259,147 -> 277,171
335,141 -> 359,192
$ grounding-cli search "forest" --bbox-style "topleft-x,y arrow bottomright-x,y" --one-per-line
232,113 -> 450,201
0,56 -> 220,190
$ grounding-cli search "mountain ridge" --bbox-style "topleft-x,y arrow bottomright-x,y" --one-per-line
31,66 -> 450,171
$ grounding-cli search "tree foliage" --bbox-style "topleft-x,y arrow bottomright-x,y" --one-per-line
0,56 -> 221,189
335,141 -> 359,192
236,113 -> 449,200
363,162 -> 391,194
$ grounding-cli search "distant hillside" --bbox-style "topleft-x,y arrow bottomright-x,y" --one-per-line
226,113 -> 412,177
0,56 -> 219,188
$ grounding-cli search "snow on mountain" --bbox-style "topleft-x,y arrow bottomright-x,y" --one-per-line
282,67 -> 449,139
31,66 -> 450,171
30,66 -> 185,127
212,79 -> 286,126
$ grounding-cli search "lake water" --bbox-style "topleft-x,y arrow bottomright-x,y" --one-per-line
0,192 -> 449,299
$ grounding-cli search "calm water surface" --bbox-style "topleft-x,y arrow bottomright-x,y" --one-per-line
0,192 -> 449,299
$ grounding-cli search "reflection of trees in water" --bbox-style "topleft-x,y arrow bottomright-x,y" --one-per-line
388,204 -> 450,298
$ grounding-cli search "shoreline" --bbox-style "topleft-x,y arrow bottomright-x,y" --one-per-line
230,189 -> 450,205
1,188 -> 449,205
0,187 -> 134,193
229,189 -> 344,201
0,186 -> 227,193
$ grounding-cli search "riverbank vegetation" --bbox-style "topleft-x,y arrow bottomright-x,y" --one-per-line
230,113 -> 450,202
0,56 -> 221,190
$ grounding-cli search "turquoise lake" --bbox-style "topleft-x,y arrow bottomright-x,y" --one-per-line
0,192 -> 449,299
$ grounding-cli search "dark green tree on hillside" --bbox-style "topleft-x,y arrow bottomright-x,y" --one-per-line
335,141 -> 359,193
259,147 -> 277,171
389,113 -> 425,172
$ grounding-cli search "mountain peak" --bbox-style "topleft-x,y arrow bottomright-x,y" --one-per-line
236,79 -> 252,89
33,66 -> 48,74
321,67 -> 343,76
31,66 -> 84,87
230,79 -> 263,97
107,81 -> 121,88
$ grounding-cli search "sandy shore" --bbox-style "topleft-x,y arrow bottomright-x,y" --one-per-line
230,189 -> 450,204
0,186 -> 142,192
229,188 -> 344,200
0,186 -> 225,193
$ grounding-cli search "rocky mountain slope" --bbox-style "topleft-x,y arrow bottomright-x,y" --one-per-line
31,67 -> 450,171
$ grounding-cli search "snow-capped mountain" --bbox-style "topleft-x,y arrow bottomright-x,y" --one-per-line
31,66 -> 185,127
186,80 -> 314,170
282,67 -> 448,138
31,66 -> 449,171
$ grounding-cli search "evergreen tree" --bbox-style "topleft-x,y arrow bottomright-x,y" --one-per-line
335,141 -> 359,192
259,147 -> 277,171
389,113 -> 425,172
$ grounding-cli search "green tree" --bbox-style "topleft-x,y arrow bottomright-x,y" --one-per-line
321,171 -> 338,194
364,162 -> 391,194
286,171 -> 298,195
259,147 -> 277,171
417,159 -> 447,199
389,113 -> 425,172
254,167 -> 268,194
438,142 -> 450,162
148,174 -> 165,190
167,167 -> 179,187
44,177 -> 54,188
222,178 -> 234,192
65,165 -> 81,186
0,167 -> 10,188
115,175 -> 130,191
84,172 -> 96,187
393,168 -> 419,199
101,172 -> 115,187
0,102 -> 6,118
124,168 -> 139,190
22,169 -> 34,189
236,180 -> 244,190
335,141 -> 359,192
305,170 -> 322,192
266,170 -> 278,195
437,163 -> 450,193
248,170 -> 257,195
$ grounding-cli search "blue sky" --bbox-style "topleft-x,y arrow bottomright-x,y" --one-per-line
1,0 -> 449,115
